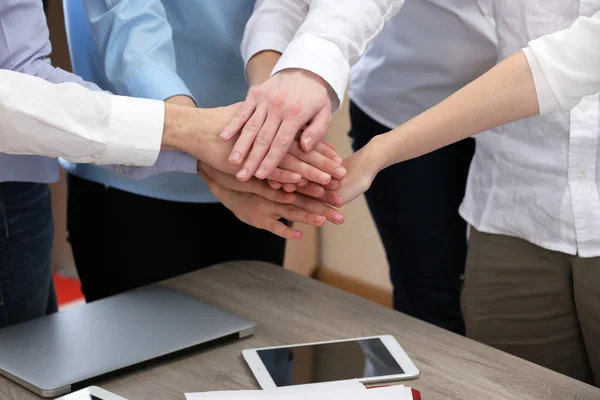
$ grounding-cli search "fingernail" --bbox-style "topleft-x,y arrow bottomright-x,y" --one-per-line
304,138 -> 314,151
293,231 -> 302,238
335,166 -> 347,178
319,173 -> 331,184
334,195 -> 344,206
284,193 -> 295,200
333,157 -> 343,164
333,212 -> 344,223
330,179 -> 341,186
237,168 -> 249,179
314,216 -> 326,223
229,152 -> 241,163
256,167 -> 267,178
219,131 -> 229,140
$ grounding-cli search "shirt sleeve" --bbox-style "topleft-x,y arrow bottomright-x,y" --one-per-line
522,10 -> 600,114
242,0 -> 405,110
0,70 -> 163,166
82,0 -> 195,103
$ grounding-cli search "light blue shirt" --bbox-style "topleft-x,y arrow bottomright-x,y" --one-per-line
0,0 -> 195,184
66,0 -> 256,203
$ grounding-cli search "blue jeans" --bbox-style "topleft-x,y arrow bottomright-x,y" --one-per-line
0,182 -> 57,329
348,102 -> 474,335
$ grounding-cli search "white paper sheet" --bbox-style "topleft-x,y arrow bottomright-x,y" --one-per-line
185,381 -> 415,400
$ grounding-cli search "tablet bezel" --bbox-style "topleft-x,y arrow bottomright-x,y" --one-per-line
242,335 -> 420,389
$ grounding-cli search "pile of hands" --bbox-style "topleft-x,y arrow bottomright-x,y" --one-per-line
167,70 -> 378,240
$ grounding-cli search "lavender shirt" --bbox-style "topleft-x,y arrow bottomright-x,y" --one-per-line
0,0 -> 195,184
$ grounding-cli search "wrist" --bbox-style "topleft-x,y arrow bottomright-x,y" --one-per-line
365,134 -> 389,175
161,103 -> 210,151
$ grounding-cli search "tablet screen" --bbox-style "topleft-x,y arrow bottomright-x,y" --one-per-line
256,338 -> 404,386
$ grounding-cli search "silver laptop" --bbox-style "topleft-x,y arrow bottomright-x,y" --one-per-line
0,285 -> 256,397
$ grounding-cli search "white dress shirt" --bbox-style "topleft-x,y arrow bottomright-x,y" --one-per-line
0,69 -> 165,166
349,0 -> 498,130
241,0 -> 405,110
461,4 -> 600,257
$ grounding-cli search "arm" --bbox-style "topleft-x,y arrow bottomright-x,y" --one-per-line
82,0 -> 193,103
221,0 -> 404,180
339,11 -> 600,203
0,69 -> 163,166
0,69 -> 246,173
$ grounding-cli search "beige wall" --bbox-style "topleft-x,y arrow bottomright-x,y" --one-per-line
320,100 -> 392,293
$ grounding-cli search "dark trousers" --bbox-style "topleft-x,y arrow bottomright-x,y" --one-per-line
66,174 -> 286,302
348,102 -> 474,335
0,182 -> 57,329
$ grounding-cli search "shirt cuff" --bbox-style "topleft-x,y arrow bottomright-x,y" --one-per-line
270,34 -> 350,111
107,151 -> 198,180
100,95 -> 165,166
242,33 -> 291,65
123,64 -> 197,105
522,47 -> 561,114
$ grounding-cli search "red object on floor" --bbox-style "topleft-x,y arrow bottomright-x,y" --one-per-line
53,273 -> 84,306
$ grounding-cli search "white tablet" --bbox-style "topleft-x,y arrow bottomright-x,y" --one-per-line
242,335 -> 420,389
55,386 -> 128,400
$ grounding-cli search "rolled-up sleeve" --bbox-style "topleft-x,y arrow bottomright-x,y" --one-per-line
522,10 -> 600,114
242,0 -> 405,110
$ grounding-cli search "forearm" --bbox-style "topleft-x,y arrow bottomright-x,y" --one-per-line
246,50 -> 282,86
370,52 -> 539,172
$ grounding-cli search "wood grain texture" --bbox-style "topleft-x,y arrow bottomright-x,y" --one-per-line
1,262 -> 598,400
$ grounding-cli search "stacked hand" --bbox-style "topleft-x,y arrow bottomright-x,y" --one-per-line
162,95 -> 346,239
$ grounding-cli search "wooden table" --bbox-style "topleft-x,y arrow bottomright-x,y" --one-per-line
1,262 -> 599,400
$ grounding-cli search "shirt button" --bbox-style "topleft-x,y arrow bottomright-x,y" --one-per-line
579,100 -> 588,111
115,167 -> 124,175
577,169 -> 586,180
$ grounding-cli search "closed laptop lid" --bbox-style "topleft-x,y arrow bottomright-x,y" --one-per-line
0,285 -> 255,396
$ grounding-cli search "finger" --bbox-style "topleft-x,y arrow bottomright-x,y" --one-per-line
271,204 -> 327,228
282,184 -> 297,193
293,194 -> 345,225
201,163 -> 295,204
295,182 -> 325,199
325,178 -> 342,191
322,141 -> 336,150
238,115 -> 282,181
251,182 -> 296,204
266,168 -> 302,184
268,180 -> 282,190
288,141 -> 346,180
228,105 -> 268,166
255,119 -> 304,180
220,93 -> 257,141
279,155 -> 332,186
294,184 -> 344,207
300,106 -> 332,152
263,218 -> 303,240
314,141 -> 342,163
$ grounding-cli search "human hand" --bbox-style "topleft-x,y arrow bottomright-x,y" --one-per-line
199,163 -> 345,224
199,171 -> 345,240
219,68 -> 332,180
163,102 -> 344,186
337,145 -> 381,205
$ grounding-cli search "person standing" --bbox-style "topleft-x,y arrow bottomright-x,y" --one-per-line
340,5 -> 600,384
347,0 -> 497,334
